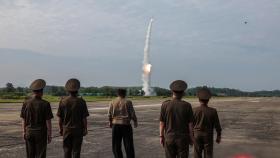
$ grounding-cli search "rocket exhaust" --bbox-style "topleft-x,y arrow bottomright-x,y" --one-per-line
142,18 -> 154,96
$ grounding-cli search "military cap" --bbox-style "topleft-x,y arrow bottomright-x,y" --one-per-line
197,87 -> 212,100
30,79 -> 46,91
169,80 -> 188,92
65,78 -> 80,92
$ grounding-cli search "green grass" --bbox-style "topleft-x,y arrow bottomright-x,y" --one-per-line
0,95 -> 172,103
0,99 -> 25,103
0,95 -> 241,103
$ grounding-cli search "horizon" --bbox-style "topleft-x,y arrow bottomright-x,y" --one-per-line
1,82 -> 279,92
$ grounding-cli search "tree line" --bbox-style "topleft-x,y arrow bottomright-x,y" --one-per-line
0,82 -> 280,99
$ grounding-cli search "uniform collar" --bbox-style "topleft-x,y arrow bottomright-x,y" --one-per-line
172,97 -> 182,101
69,95 -> 78,98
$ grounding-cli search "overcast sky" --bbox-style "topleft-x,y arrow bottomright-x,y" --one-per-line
0,0 -> 279,91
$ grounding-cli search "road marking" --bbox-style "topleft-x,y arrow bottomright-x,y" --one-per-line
248,101 -> 260,103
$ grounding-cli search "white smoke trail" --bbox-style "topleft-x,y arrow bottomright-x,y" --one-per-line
142,18 -> 154,96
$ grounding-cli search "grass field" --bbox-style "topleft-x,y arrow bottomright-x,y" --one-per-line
0,95 -> 187,103
0,94 -> 240,103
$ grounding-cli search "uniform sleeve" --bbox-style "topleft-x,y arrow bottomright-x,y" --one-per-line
108,101 -> 113,120
20,102 -> 27,119
128,101 -> 137,122
159,104 -> 166,122
82,100 -> 89,118
57,100 -> 64,118
46,102 -> 54,120
214,110 -> 222,136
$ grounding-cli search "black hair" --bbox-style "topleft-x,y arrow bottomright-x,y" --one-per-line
173,91 -> 184,95
69,91 -> 78,96
199,99 -> 209,104
173,90 -> 185,99
117,89 -> 127,97
33,89 -> 43,93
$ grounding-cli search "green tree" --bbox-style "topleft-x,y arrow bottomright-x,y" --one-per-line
5,82 -> 15,92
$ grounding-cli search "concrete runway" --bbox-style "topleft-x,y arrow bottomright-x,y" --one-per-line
0,97 -> 280,158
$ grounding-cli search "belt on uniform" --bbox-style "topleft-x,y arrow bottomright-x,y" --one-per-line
112,118 -> 131,125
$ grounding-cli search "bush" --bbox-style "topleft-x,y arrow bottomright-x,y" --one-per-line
0,92 -> 27,99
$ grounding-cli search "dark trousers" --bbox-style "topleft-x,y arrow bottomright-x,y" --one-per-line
193,133 -> 214,158
112,124 -> 135,158
63,134 -> 83,158
25,131 -> 47,158
164,137 -> 189,158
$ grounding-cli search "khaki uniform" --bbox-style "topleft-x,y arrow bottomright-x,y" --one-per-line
20,96 -> 53,158
193,106 -> 222,158
108,97 -> 137,158
57,96 -> 89,158
160,99 -> 194,158
108,97 -> 137,125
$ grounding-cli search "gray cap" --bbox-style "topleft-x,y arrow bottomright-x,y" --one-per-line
169,80 -> 188,92
197,87 -> 212,100
65,78 -> 80,92
30,79 -> 46,91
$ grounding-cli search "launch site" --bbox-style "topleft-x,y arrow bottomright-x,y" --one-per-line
0,0 -> 280,158
0,97 -> 280,158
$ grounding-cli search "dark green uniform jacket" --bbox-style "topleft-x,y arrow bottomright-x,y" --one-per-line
160,99 -> 194,158
20,96 -> 53,158
160,99 -> 194,138
193,106 -> 221,136
193,106 -> 222,158
57,96 -> 89,137
57,96 -> 89,158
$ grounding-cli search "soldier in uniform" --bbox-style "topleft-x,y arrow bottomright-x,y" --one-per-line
20,79 -> 53,158
159,80 -> 194,158
193,87 -> 222,158
57,78 -> 89,158
108,88 -> 138,158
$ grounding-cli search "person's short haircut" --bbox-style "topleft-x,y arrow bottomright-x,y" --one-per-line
197,86 -> 212,100
33,89 -> 43,93
117,89 -> 127,97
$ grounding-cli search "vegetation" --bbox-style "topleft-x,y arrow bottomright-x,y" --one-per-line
188,87 -> 280,97
0,82 -> 279,102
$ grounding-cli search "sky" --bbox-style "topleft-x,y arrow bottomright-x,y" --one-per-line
0,0 -> 279,91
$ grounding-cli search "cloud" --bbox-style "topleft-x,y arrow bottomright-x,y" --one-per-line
0,0 -> 279,90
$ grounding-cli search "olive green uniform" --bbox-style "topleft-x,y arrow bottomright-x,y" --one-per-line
193,106 -> 222,158
57,96 -> 89,158
160,99 -> 194,158
20,96 -> 53,158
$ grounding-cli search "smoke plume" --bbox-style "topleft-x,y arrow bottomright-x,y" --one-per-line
142,18 -> 154,96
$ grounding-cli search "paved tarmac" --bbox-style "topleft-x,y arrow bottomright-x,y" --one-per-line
0,97 -> 280,158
